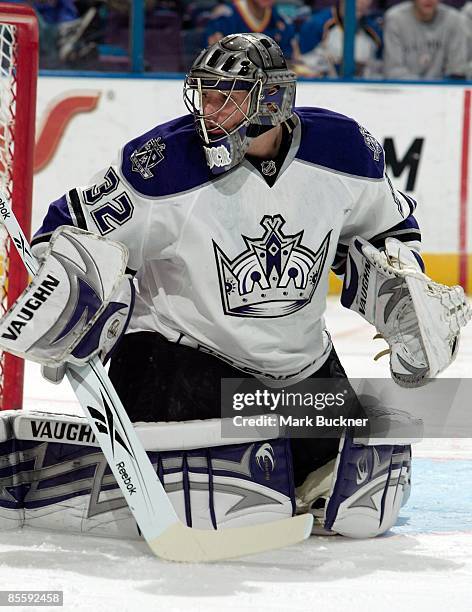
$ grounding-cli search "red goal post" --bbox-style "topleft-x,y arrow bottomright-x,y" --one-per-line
0,3 -> 38,410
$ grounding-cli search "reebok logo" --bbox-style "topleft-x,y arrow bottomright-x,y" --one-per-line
1,275 -> 60,340
0,196 -> 10,220
116,461 -> 137,495
88,394 -> 134,459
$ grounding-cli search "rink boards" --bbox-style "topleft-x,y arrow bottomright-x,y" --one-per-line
32,77 -> 472,292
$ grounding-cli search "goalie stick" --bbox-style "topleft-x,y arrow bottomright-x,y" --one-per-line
0,188 -> 312,561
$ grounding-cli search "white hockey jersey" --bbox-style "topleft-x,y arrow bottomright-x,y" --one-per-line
33,107 -> 421,383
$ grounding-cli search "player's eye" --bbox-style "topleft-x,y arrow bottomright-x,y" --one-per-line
202,92 -> 226,103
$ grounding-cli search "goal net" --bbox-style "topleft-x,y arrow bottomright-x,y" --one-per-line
0,3 -> 38,409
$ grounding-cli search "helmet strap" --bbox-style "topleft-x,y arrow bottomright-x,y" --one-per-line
246,124 -> 275,138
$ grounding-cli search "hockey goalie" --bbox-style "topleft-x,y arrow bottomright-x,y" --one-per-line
0,33 -> 470,542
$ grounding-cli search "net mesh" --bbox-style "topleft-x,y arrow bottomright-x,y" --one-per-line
0,22 -> 17,407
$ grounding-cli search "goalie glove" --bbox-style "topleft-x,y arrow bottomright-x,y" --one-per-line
341,236 -> 471,387
0,226 -> 134,371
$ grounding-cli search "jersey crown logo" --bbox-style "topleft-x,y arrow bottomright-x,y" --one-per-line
130,137 -> 166,179
213,215 -> 331,318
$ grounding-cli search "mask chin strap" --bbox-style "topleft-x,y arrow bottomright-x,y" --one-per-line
245,124 -> 274,138
246,113 -> 297,139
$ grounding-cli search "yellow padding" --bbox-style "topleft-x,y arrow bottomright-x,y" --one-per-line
328,253 -> 471,294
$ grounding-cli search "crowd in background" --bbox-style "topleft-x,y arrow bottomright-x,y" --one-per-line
10,0 -> 472,79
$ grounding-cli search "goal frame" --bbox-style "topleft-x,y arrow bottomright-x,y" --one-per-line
0,2 -> 38,409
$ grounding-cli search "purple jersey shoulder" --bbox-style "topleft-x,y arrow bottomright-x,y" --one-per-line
120,114 -> 212,197
294,107 -> 385,180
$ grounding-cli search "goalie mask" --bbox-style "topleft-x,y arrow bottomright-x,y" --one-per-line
183,33 -> 296,175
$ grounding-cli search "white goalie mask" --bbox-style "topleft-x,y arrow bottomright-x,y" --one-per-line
183,33 -> 297,175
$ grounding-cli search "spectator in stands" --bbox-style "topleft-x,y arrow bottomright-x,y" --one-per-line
8,1 -> 78,66
57,1 -> 107,66
14,1 -> 100,68
205,0 -> 296,58
33,0 -> 78,24
295,0 -> 383,78
384,0 -> 467,79
461,1 -> 472,78
104,0 -> 156,15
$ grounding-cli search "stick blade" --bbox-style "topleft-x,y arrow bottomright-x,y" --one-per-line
149,513 -> 313,562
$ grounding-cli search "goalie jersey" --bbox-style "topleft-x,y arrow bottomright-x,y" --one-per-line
33,107 -> 422,383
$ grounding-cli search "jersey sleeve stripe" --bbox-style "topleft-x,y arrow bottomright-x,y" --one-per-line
331,255 -> 347,275
367,215 -> 421,246
68,188 -> 88,230
369,230 -> 422,248
332,215 -> 423,277
331,242 -> 351,275
31,233 -> 53,248
31,194 -> 75,245
398,191 -> 417,215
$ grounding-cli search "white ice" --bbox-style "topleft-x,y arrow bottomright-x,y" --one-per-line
1,298 -> 471,612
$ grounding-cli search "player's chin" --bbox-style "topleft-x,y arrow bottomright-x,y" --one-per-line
206,127 -> 228,141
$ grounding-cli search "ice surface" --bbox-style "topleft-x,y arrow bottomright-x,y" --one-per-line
1,298 -> 470,612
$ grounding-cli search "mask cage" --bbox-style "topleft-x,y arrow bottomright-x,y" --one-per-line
183,76 -> 263,143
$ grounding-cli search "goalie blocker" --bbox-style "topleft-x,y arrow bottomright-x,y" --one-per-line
0,226 -> 134,369
0,409 -> 417,539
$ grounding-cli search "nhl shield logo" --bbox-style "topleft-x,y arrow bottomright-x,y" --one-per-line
130,137 -> 166,179
261,160 -> 277,176
213,215 -> 331,318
